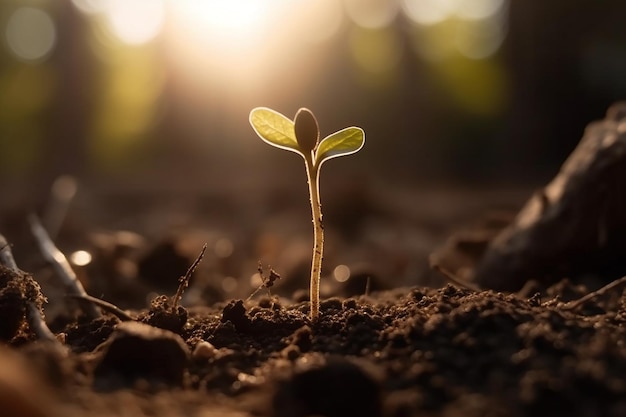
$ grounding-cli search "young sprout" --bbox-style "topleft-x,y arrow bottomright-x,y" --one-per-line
249,107 -> 365,320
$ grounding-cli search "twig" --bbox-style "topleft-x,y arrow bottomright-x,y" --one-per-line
43,175 -> 77,240
246,262 -> 281,301
66,294 -> 134,321
0,235 -> 18,270
563,275 -> 626,311
430,256 -> 481,292
0,234 -> 61,345
173,243 -> 207,308
28,214 -> 101,319
27,303 -> 58,343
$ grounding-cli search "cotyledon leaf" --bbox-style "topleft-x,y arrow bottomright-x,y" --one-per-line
314,126 -> 365,167
249,107 -> 300,155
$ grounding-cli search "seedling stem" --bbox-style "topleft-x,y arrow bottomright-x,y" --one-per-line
249,107 -> 364,320
304,153 -> 323,319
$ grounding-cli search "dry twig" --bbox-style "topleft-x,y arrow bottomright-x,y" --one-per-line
563,275 -> 626,311
430,256 -> 481,292
247,262 -> 281,301
43,175 -> 77,240
26,303 -> 58,342
66,294 -> 134,321
173,243 -> 207,308
29,214 -> 101,319
0,235 -> 18,270
0,234 -> 60,344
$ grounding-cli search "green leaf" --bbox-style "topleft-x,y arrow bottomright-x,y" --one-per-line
315,127 -> 365,166
249,107 -> 300,155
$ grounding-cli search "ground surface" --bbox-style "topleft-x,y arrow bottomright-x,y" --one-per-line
2,183 -> 625,417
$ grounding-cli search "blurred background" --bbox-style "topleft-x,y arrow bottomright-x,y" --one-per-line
1,0 -> 626,305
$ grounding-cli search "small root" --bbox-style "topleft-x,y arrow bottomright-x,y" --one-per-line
430,256 -> 481,292
66,294 -> 134,321
246,262 -> 281,301
562,275 -> 626,311
173,243 -> 207,308
29,214 -> 101,319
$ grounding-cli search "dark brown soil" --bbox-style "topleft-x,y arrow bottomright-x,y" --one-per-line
2,176 -> 625,417
3,262 -> 626,417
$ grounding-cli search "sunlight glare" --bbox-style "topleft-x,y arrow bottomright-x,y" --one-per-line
105,0 -> 165,45
176,0 -> 267,38
166,0 -> 280,92
292,0 -> 344,44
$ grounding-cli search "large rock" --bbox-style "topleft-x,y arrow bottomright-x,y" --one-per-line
93,321 -> 190,390
475,102 -> 626,291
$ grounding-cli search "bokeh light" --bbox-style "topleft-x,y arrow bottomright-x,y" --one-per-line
402,0 -> 453,26
5,7 -> 56,62
104,0 -> 165,45
70,250 -> 93,267
405,0 -> 508,61
345,0 -> 400,29
0,0 -> 515,181
454,0 -> 506,21
402,0 -> 507,25
333,265 -> 351,282
221,276 -> 238,293
349,26 -> 403,85
1,0 -> 615,202
454,17 -> 506,59
71,0 -> 107,15
214,238 -> 234,259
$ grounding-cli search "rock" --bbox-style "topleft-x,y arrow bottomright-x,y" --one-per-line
93,321 -> 189,389
221,300 -> 251,332
272,358 -> 382,417
475,102 -> 626,291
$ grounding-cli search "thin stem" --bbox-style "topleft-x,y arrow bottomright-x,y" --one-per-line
174,243 -> 207,308
1,234 -> 62,346
29,214 -> 101,319
66,294 -> 134,321
0,234 -> 18,270
305,154 -> 323,320
563,275 -> 626,311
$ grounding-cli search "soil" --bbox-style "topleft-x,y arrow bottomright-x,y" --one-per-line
2,181 -> 626,417
2,256 -> 626,417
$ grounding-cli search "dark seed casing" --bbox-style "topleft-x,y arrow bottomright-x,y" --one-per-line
294,108 -> 319,153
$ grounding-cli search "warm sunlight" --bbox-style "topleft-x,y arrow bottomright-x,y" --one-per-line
105,0 -> 165,45
164,0 -> 286,94
174,0 -> 270,40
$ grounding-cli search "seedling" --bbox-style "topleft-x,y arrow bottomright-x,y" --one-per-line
249,107 -> 365,320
